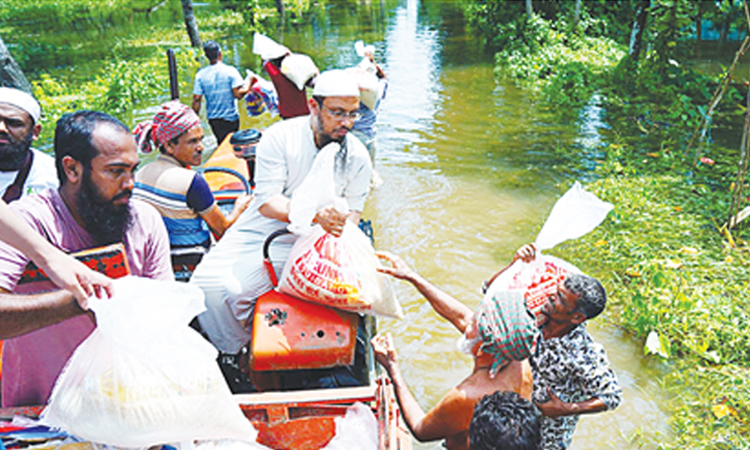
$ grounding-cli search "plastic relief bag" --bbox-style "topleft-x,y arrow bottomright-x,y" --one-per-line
278,143 -> 402,319
41,276 -> 256,448
321,402 -> 378,450
485,182 -> 613,324
280,54 -> 319,91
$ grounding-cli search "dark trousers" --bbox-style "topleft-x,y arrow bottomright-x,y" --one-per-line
209,118 -> 240,146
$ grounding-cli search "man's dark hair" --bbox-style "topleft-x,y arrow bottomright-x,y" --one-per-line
565,273 -> 606,320
204,40 -> 221,62
469,391 -> 541,450
54,110 -> 129,185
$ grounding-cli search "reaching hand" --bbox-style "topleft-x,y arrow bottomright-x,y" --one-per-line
232,193 -> 253,216
371,333 -> 398,371
534,387 -> 570,418
514,243 -> 537,264
39,253 -> 114,310
314,206 -> 349,237
375,251 -> 417,281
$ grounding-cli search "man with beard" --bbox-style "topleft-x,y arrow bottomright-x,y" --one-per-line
0,87 -> 58,202
190,70 -> 372,379
0,110 -> 172,407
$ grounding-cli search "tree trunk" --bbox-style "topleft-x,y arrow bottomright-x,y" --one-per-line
181,0 -> 202,49
573,0 -> 582,31
275,0 -> 285,17
629,0 -> 650,60
525,0 -> 533,19
0,35 -> 32,94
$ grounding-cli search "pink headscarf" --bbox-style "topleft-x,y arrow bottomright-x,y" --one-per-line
133,101 -> 201,154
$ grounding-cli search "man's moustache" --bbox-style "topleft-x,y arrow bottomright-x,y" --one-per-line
112,190 -> 132,202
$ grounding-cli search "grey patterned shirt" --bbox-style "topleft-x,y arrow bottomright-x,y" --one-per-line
530,324 -> 622,449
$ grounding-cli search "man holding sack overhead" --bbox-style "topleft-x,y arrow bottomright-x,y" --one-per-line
191,70 -> 373,359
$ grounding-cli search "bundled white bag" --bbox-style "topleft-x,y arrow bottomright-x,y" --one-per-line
280,53 -> 319,91
485,182 -> 613,323
345,67 -> 380,110
42,276 -> 256,447
278,143 -> 402,319
321,402 -> 378,450
252,32 -> 289,60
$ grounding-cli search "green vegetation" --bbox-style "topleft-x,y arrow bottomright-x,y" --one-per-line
0,0 -> 293,144
466,0 -> 750,448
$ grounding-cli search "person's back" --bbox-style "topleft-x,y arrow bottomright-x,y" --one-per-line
195,62 -> 241,122
442,360 -> 532,450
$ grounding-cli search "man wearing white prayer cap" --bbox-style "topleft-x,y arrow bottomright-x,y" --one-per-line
0,87 -> 57,202
190,69 -> 373,388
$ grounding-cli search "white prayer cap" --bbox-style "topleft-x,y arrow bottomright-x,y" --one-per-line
0,87 -> 41,124
312,70 -> 360,98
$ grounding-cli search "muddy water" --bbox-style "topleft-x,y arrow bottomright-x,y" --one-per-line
249,0 -> 672,448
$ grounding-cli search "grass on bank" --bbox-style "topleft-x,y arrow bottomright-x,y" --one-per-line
554,149 -> 750,449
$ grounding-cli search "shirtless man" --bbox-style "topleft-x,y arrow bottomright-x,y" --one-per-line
372,252 -> 538,450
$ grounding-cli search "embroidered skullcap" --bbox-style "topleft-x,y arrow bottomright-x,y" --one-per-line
476,290 -> 539,377
0,87 -> 41,124
312,70 -> 360,98
133,101 -> 201,154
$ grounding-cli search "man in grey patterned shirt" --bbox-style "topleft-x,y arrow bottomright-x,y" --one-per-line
510,244 -> 622,449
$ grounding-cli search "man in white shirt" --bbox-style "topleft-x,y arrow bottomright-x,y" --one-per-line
191,70 -> 372,359
0,87 -> 57,202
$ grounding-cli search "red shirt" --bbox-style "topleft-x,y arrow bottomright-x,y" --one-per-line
264,60 -> 310,119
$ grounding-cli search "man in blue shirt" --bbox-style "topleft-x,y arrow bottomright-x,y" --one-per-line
192,41 -> 252,146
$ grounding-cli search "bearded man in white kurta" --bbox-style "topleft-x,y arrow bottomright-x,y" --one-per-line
191,70 -> 372,354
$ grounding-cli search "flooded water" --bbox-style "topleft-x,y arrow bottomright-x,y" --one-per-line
247,0 -> 672,448
13,0 -> 676,447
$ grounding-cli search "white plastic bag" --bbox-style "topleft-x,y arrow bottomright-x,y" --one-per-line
280,54 -> 319,91
485,182 -> 612,324
252,33 -> 289,61
42,276 -> 256,447
279,143 -> 402,319
534,181 -> 613,251
321,402 -> 378,450
345,67 -> 379,110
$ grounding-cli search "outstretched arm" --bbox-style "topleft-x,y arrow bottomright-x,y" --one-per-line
372,334 -> 472,443
376,252 -> 473,333
0,288 -> 89,339
201,194 -> 253,239
0,201 -> 112,308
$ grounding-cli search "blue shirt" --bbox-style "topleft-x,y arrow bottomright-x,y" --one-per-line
193,62 -> 245,121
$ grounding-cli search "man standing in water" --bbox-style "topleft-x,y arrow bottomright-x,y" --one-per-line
372,252 -> 538,450
496,244 -> 622,449
192,40 -> 253,145
191,70 -> 372,373
0,110 -> 172,407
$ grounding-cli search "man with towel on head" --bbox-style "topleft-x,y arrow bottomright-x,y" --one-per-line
189,70 -> 372,379
133,101 -> 251,249
372,252 -> 538,450
0,87 -> 58,203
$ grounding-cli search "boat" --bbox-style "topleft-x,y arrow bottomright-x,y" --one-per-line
1,133 -> 412,450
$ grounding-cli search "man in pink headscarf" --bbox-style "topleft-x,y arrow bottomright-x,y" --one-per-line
133,101 -> 251,250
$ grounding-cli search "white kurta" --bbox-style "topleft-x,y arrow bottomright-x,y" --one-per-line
192,116 -> 372,353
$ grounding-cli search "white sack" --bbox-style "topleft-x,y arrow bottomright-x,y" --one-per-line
321,402 -> 378,450
252,33 -> 289,60
534,181 -> 613,251
42,276 -> 256,448
280,143 -> 402,319
280,54 -> 319,91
